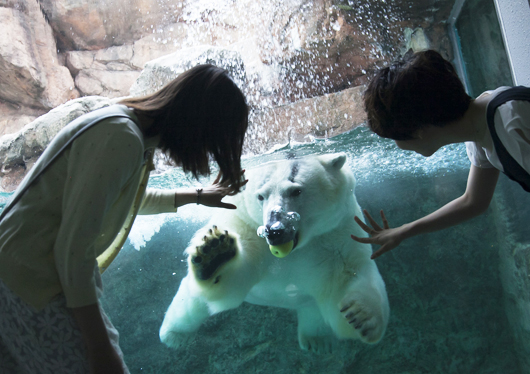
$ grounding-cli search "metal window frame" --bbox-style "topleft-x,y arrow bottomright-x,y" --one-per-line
493,0 -> 530,86
447,0 -> 469,91
448,0 -> 530,89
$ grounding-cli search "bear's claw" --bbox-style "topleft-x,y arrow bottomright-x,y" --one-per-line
340,295 -> 385,344
190,226 -> 237,281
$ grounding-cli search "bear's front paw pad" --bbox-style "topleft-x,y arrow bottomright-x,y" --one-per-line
340,297 -> 384,344
190,226 -> 237,281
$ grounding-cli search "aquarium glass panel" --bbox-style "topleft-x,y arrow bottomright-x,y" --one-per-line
90,129 -> 524,374
454,0 -> 514,98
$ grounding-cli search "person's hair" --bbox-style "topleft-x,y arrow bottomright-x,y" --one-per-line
363,49 -> 472,140
119,64 -> 249,193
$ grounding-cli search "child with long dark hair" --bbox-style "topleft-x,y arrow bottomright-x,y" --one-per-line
0,64 -> 249,374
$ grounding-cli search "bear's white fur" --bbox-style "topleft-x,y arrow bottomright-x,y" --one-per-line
160,153 -> 390,353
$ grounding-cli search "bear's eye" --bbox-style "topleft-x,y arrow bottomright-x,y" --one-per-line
291,189 -> 302,197
257,195 -> 264,201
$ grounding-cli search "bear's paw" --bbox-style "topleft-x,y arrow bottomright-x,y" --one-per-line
160,329 -> 195,350
190,226 -> 237,282
340,293 -> 386,344
299,334 -> 337,354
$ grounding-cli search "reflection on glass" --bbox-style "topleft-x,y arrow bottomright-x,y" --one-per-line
454,0 -> 513,98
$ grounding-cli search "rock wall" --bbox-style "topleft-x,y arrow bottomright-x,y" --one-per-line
0,96 -> 116,191
37,0 -> 173,51
0,84 -> 365,191
0,0 -> 457,190
248,85 -> 366,154
0,0 -> 455,136
0,0 -> 79,137
65,46 -> 141,98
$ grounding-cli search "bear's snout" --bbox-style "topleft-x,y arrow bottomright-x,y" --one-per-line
257,206 -> 301,247
265,221 -> 291,245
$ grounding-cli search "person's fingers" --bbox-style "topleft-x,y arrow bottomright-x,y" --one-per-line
351,234 -> 373,244
362,209 -> 374,221
370,244 -> 391,260
227,179 -> 248,195
218,202 -> 237,209
364,210 -> 383,231
380,210 -> 390,229
354,216 -> 373,233
226,186 -> 238,195
212,172 -> 222,184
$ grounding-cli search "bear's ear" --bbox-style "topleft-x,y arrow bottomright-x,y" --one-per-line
320,153 -> 347,170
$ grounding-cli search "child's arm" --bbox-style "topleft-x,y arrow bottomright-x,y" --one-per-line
139,171 -> 248,214
352,165 -> 500,259
71,303 -> 126,374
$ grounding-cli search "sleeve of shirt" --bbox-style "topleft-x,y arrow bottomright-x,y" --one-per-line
54,119 -> 144,308
465,141 -> 493,168
501,101 -> 530,137
138,188 -> 179,215
498,100 -> 530,173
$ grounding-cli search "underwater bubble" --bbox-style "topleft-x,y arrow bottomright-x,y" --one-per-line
287,212 -> 301,222
285,284 -> 298,297
257,226 -> 267,238
270,222 -> 285,231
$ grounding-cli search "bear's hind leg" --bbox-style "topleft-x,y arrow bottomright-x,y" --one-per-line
159,276 -> 210,349
297,304 -> 337,354
337,287 -> 389,344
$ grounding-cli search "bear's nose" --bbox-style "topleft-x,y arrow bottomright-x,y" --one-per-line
266,221 -> 286,244
269,206 -> 284,222
256,205 -> 300,246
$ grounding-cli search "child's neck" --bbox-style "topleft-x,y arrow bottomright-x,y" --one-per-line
451,95 -> 493,151
469,95 -> 494,151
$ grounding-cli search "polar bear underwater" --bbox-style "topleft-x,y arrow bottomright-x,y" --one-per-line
159,153 -> 390,353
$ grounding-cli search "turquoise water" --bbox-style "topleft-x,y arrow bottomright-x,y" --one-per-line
0,192 -> 10,212
103,127 -> 525,373
2,127 -> 527,373
150,126 -> 471,190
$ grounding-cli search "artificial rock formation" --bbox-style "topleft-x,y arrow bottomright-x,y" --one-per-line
0,83 -> 365,191
65,46 -> 141,98
0,96 -> 116,192
247,85 -> 366,154
0,0 -> 457,190
0,0 -> 79,136
0,0 -> 457,135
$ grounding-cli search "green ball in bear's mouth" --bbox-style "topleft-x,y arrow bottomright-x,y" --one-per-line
269,241 -> 294,258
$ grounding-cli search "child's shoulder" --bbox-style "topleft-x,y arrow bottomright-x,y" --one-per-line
477,86 -> 512,99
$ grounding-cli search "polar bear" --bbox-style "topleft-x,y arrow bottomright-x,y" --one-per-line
160,153 -> 390,353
